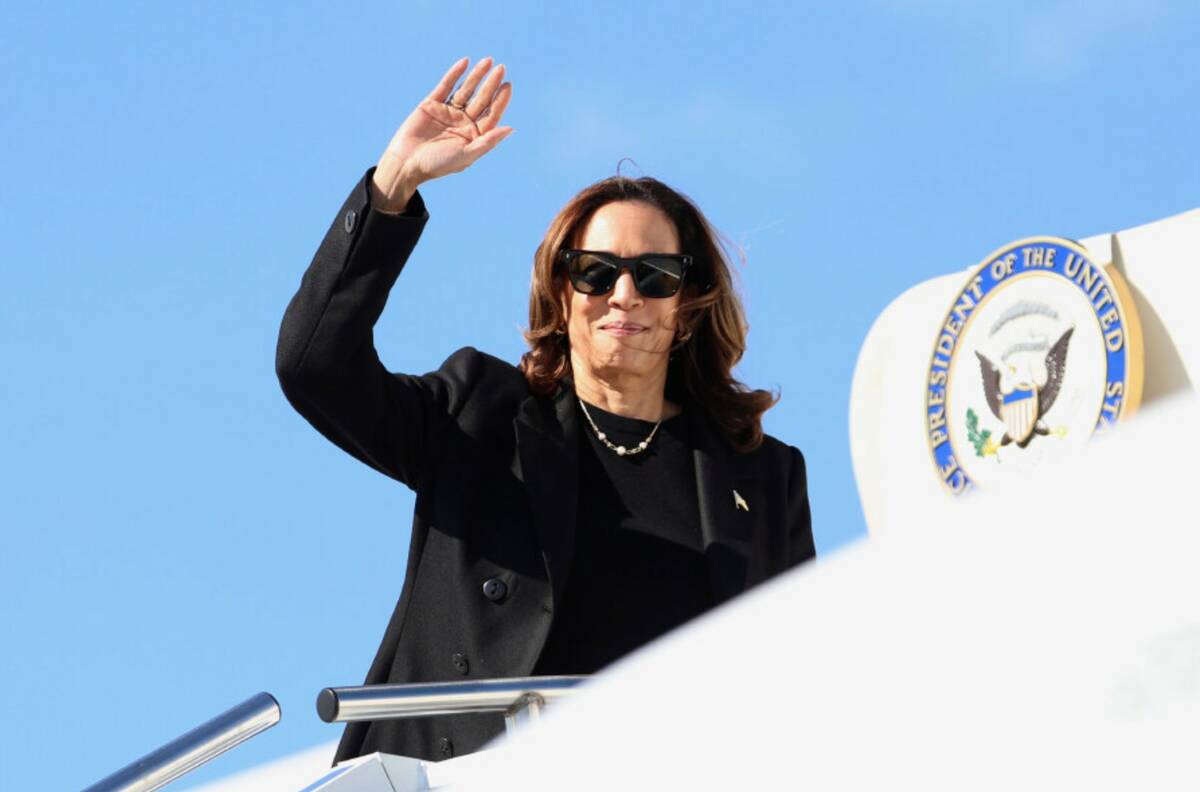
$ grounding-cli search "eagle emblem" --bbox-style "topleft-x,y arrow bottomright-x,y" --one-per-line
975,327 -> 1073,448
927,237 -> 1141,495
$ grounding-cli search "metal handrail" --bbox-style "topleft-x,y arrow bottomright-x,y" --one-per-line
317,676 -> 585,732
82,692 -> 280,792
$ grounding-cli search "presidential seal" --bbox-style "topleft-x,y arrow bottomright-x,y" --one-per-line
926,237 -> 1143,495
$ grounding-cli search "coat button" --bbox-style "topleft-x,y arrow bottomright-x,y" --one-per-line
344,209 -> 357,233
451,652 -> 469,675
439,737 -> 454,758
481,577 -> 507,602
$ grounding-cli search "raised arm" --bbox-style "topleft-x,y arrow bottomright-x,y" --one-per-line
275,57 -> 514,489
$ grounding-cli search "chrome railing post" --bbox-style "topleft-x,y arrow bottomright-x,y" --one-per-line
503,692 -> 545,735
317,676 -> 584,735
82,692 -> 281,792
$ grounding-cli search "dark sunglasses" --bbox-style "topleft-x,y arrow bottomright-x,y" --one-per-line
558,249 -> 695,299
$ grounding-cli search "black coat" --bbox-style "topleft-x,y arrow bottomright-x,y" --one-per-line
276,169 -> 815,764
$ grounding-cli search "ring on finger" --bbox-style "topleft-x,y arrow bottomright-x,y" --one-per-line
445,99 -> 482,134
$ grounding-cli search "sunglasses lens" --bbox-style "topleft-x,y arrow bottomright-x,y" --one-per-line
635,257 -> 684,298
568,253 -> 618,295
565,252 -> 686,297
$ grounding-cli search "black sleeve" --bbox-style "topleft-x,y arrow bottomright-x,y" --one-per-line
275,167 -> 482,490
787,446 -> 816,566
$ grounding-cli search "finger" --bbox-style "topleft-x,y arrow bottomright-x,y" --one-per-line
476,82 -> 512,134
451,55 -> 493,107
427,57 -> 470,103
463,126 -> 514,159
466,63 -> 505,119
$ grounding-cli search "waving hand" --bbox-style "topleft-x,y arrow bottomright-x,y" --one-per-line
371,56 -> 514,213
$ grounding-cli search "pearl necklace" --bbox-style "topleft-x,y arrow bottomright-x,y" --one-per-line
577,398 -> 662,457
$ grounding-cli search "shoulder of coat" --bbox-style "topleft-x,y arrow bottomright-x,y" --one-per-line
440,346 -> 534,421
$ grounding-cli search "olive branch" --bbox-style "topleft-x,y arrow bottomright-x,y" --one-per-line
966,408 -> 999,459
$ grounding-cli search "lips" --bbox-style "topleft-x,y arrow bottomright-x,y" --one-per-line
599,321 -> 646,336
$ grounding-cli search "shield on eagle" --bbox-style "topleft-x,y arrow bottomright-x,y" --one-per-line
1001,384 -> 1039,446
975,327 -> 1074,449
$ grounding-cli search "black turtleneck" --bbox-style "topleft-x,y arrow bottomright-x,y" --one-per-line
532,399 -> 713,675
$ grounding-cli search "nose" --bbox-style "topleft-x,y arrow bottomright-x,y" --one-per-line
608,270 -> 642,310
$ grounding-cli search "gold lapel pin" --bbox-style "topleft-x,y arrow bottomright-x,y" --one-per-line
733,489 -> 749,512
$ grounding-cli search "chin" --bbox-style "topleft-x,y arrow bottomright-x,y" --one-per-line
591,343 -> 662,379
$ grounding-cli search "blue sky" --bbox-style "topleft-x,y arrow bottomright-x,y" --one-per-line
2,1 -> 1197,789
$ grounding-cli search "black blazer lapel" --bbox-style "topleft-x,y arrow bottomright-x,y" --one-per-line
690,412 -> 766,604
513,386 -> 579,611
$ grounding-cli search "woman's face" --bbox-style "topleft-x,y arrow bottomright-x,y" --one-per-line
565,200 -> 682,384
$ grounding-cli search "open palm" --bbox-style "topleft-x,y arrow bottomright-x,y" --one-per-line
374,57 -> 513,209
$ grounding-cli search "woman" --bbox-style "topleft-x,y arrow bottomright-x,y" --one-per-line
276,56 -> 814,764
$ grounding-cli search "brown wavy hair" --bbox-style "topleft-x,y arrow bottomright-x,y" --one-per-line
519,175 -> 777,452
